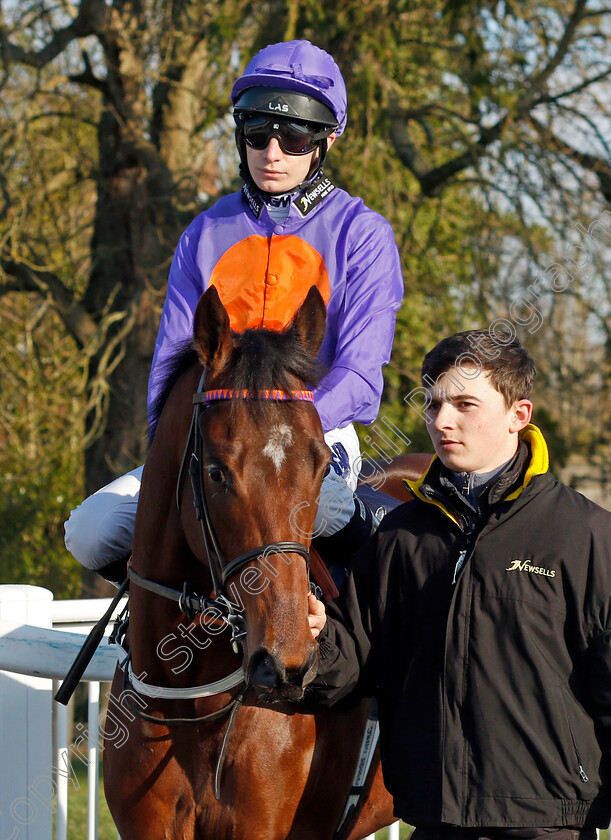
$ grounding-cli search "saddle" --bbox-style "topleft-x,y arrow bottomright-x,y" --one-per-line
310,464 -> 427,602
309,545 -> 340,601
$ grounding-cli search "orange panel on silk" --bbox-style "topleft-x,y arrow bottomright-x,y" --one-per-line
209,235 -> 331,332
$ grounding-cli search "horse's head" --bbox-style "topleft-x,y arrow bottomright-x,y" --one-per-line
187,285 -> 331,702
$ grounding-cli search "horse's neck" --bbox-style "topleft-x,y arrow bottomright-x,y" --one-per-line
130,364 -> 241,686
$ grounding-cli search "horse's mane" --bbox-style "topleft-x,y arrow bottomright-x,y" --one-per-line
228,327 -> 325,396
148,326 -> 326,442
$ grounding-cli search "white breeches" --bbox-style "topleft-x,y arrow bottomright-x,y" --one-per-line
65,425 -> 361,571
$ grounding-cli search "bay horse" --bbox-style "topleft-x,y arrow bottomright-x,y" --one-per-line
103,286 -> 397,839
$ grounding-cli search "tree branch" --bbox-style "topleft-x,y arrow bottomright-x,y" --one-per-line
2,21 -> 87,69
554,103 -> 611,160
0,259 -> 98,347
67,47 -> 109,96
392,1 -> 596,197
529,115 -> 611,204
515,0 -> 589,114
0,0 -> 107,69
393,113 -> 508,196
535,66 -> 611,107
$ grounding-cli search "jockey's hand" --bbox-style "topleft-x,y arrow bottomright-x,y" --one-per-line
308,592 -> 327,638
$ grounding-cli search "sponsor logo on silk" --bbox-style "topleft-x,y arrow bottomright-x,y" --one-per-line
296,175 -> 335,217
506,559 -> 556,578
242,183 -> 264,218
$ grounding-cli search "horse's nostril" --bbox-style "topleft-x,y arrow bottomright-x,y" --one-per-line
255,663 -> 277,687
248,645 -> 318,703
250,650 -> 282,690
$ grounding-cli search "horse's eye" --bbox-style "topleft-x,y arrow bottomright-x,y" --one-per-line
323,462 -> 331,478
207,465 -> 226,485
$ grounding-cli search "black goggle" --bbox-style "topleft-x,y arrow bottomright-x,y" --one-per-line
241,117 -> 332,155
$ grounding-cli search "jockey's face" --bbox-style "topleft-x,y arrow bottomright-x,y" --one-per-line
246,134 -> 336,194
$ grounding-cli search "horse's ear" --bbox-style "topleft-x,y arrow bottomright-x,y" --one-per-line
291,286 -> 327,357
193,286 -> 233,371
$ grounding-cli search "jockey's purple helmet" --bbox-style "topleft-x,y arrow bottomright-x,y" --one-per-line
231,40 -> 348,136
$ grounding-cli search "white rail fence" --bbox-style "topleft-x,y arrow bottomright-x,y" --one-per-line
0,584 -> 400,840
0,584 -> 121,840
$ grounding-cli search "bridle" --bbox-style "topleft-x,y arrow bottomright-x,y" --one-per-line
124,370 -> 315,688
114,369 -> 319,797
180,375 -> 313,642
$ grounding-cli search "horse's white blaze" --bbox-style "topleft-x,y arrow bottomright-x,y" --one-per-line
263,424 -> 293,471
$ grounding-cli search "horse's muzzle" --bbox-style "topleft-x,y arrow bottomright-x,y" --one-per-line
248,645 -> 318,703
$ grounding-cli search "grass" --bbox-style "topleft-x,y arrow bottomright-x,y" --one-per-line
376,823 -> 414,838
65,760 -> 116,840
375,828 -> 611,840
64,765 -> 611,840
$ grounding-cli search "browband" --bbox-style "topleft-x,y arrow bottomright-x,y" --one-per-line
194,388 -> 314,405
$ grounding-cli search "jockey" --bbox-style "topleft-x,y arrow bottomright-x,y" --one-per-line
64,39 -> 405,582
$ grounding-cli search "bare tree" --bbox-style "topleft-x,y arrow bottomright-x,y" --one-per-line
0,0 -> 252,592
0,1 -> 249,482
0,1 -> 609,591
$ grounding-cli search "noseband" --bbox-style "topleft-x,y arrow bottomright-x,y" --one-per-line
130,370 -> 314,653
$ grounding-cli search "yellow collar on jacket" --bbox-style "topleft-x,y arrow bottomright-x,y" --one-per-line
404,424 -> 549,522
